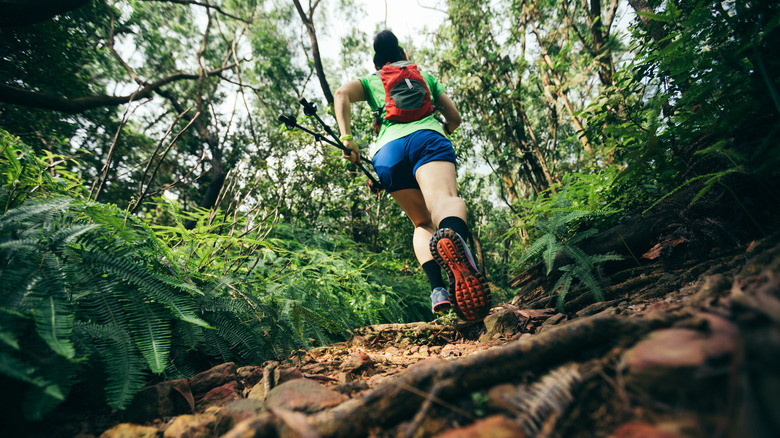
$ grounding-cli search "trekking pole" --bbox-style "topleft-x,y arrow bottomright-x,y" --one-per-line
278,103 -> 383,193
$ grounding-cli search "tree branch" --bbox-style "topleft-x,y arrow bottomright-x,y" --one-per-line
0,63 -> 239,113
292,0 -> 333,104
140,0 -> 252,24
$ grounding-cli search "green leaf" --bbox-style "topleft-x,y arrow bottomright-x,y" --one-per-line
33,296 -> 76,359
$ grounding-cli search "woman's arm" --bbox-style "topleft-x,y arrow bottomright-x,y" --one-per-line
334,80 -> 365,163
433,92 -> 461,134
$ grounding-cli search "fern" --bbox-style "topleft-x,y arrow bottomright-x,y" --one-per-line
517,196 -> 623,312
33,295 -> 76,359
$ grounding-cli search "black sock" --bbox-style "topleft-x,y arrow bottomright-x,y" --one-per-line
438,216 -> 471,241
422,260 -> 446,290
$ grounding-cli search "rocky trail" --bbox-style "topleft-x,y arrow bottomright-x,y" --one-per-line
29,232 -> 780,438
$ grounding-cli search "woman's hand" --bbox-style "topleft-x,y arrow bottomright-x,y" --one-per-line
342,139 -> 360,163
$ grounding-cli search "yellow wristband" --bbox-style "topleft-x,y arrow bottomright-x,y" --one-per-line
339,134 -> 353,142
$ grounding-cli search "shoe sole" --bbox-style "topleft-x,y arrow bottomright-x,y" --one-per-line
430,228 -> 491,321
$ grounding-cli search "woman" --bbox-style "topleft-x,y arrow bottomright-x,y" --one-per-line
333,30 -> 490,321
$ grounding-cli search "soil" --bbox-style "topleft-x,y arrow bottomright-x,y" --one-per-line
24,228 -> 780,438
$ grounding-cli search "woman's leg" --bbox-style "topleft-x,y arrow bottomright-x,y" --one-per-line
415,160 -> 491,321
391,188 -> 451,312
413,161 -> 465,227
389,188 -> 436,265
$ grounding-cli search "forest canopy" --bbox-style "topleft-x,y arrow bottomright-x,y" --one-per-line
0,0 -> 778,422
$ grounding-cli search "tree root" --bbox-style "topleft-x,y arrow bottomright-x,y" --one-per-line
307,314 -> 670,438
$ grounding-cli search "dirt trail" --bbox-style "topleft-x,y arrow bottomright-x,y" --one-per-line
46,233 -> 780,438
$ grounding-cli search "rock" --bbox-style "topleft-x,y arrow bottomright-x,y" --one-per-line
99,423 -> 159,438
419,345 -> 430,356
220,412 -> 277,438
337,371 -> 353,384
440,344 -> 462,358
213,399 -> 266,434
236,366 -> 263,386
434,415 -> 527,438
189,362 -> 237,395
479,309 -> 520,342
197,381 -> 240,410
126,379 -> 193,423
341,351 -> 373,372
276,365 -> 303,384
611,421 -> 681,438
430,345 -> 443,355
623,313 -> 738,393
265,379 -> 346,413
162,413 -> 216,438
246,380 -> 266,401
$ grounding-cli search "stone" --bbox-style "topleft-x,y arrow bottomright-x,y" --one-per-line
163,413 -> 216,438
213,399 -> 266,435
265,379 -> 347,413
434,415 -> 527,438
623,313 -> 738,393
276,365 -> 303,384
246,380 -> 266,401
197,381 -> 240,410
126,379 -> 193,423
341,351 -> 373,372
440,344 -> 462,358
236,366 -> 263,386
99,423 -> 159,438
189,362 -> 237,395
479,309 -> 520,342
220,412 -> 277,438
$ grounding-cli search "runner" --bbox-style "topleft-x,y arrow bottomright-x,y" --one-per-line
333,30 -> 491,321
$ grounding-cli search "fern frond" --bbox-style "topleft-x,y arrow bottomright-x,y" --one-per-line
0,352 -> 63,400
0,197 -> 71,229
123,297 -> 172,374
543,234 -> 558,275
575,266 -> 605,302
588,254 -> 624,264
568,227 -> 599,245
22,359 -> 76,420
518,233 -> 551,264
78,322 -> 147,409
81,249 -> 210,328
562,245 -> 595,270
552,270 -> 574,312
33,295 -> 76,359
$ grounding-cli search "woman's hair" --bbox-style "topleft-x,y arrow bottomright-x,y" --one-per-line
373,30 -> 405,68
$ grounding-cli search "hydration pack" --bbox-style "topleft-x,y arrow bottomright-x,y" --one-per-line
373,62 -> 434,133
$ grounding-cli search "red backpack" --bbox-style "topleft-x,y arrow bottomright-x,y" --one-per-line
374,63 -> 434,133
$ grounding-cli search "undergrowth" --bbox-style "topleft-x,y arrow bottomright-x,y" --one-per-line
0,131 -> 428,420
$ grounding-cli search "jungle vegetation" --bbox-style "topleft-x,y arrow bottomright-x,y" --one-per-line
0,0 -> 777,421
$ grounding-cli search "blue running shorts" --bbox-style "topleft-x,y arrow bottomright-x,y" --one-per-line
371,130 -> 457,193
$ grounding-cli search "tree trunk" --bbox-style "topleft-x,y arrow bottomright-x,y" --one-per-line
292,0 -> 334,105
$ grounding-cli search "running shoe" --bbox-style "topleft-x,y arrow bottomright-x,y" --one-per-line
430,228 -> 491,321
430,287 -> 452,313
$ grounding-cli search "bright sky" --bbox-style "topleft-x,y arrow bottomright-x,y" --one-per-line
359,0 -> 448,44
324,0 -> 448,70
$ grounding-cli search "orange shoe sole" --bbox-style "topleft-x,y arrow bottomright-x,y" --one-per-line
430,229 -> 491,321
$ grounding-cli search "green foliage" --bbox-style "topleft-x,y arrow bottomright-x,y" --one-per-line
583,0 -> 780,215
515,184 -> 622,312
